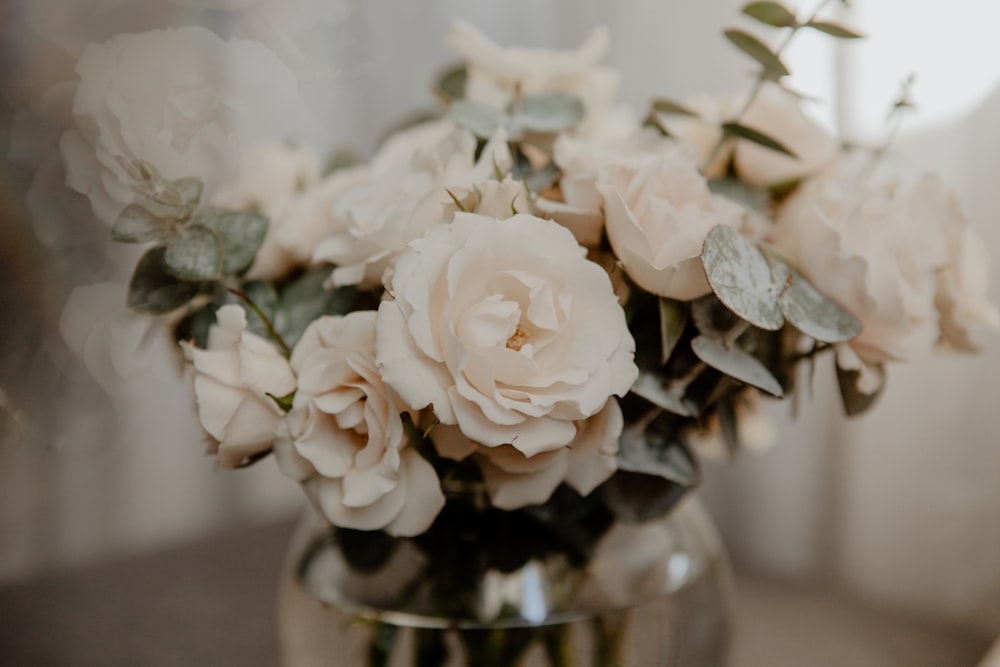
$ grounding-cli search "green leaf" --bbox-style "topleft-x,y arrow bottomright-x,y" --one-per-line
659,298 -> 689,365
194,207 -> 269,275
274,268 -> 360,348
630,371 -> 698,417
514,93 -> 585,135
691,335 -> 784,397
691,294 -> 745,337
127,247 -> 205,314
722,122 -> 797,158
436,63 -> 468,100
324,148 -> 360,175
805,20 -> 865,39
651,98 -> 699,117
701,224 -> 784,331
836,359 -> 885,416
111,204 -> 174,243
723,28 -> 790,78
773,260 -> 862,343
708,177 -> 772,212
448,99 -> 506,139
164,224 -> 222,281
616,421 -> 699,485
169,177 -> 204,215
239,280 -> 279,340
267,391 -> 295,413
524,162 -> 560,194
742,1 -> 798,27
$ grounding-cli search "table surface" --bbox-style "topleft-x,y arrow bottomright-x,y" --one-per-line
0,518 -> 994,666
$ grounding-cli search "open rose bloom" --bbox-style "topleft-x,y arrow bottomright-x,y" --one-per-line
67,18 -> 996,536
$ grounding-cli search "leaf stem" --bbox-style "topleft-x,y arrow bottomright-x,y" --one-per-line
701,0 -> 838,173
228,288 -> 292,358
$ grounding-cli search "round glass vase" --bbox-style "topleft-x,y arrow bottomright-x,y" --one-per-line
276,488 -> 732,667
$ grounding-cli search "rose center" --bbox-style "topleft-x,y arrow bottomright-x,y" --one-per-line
506,325 -> 529,351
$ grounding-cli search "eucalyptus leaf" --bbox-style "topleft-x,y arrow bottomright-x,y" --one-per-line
169,177 -> 204,216
436,63 -> 468,100
723,29 -> 790,78
630,371 -> 698,417
773,260 -> 862,343
722,122 -> 797,158
127,246 -> 205,314
275,268 -> 360,347
805,20 -> 865,39
742,1 -> 797,27
239,280 -> 279,340
448,99 -> 506,139
708,177 -> 771,212
193,207 -> 269,275
691,294 -> 744,338
616,420 -> 699,484
659,298 -> 689,365
164,224 -> 222,281
324,148 -> 360,175
514,93 -> 585,134
651,98 -> 699,117
691,335 -> 784,397
524,162 -> 560,194
111,204 -> 174,243
836,359 -> 885,416
701,224 -> 784,331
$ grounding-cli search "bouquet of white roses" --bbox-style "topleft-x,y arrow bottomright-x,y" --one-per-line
64,4 -> 995,543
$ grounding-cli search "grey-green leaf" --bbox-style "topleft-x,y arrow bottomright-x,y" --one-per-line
436,63 -> 468,100
651,98 -> 699,117
514,93 -> 585,134
164,224 -> 222,281
170,177 -> 204,215
774,260 -> 862,343
722,122 -> 798,158
836,359 -> 884,416
659,298 -> 689,365
723,29 -> 790,77
275,268 -> 360,348
742,1 -> 797,27
194,208 -> 269,275
805,20 -> 865,39
616,422 -> 699,486
630,371 -> 698,417
691,335 -> 784,397
112,204 -> 173,243
701,224 -> 784,331
127,246 -> 205,314
448,99 -> 506,139
239,279 -> 279,340
708,177 -> 772,212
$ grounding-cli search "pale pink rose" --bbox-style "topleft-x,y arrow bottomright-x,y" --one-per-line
770,160 -> 996,365
60,26 -> 322,225
182,305 -> 296,468
444,19 -> 635,140
375,212 -> 637,458
432,400 -> 623,510
273,312 -> 445,536
210,141 -> 321,280
312,120 -> 511,288
596,145 -> 746,300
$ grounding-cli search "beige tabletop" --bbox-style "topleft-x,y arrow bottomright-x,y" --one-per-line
0,517 -> 993,666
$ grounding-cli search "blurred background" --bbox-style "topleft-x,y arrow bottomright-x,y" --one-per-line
1,0 -> 998,653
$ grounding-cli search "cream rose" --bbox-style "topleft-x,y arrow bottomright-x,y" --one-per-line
444,19 -> 634,140
312,120 -> 511,288
181,305 -> 296,468
210,141 -> 321,280
770,160 -> 997,365
431,399 -> 623,510
273,312 -> 445,536
375,212 -> 637,457
60,26 -> 322,225
596,145 -> 746,300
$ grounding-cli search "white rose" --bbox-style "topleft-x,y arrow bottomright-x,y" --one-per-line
733,84 -> 839,188
657,85 -> 838,187
936,208 -> 1000,351
181,305 -> 296,468
273,312 -> 445,536
375,212 -> 637,457
60,26 -> 323,225
444,19 -> 635,140
596,145 -> 746,300
770,161 -> 995,365
431,399 -> 623,510
210,141 -> 321,280
312,120 -> 512,288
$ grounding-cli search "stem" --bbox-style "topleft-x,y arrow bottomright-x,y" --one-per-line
700,0 -> 838,173
228,288 -> 292,358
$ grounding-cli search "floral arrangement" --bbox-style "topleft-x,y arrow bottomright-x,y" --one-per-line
58,4 -> 997,543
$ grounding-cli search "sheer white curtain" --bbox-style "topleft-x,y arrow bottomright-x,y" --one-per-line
3,0 -> 999,638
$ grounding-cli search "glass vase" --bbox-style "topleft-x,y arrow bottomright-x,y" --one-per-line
276,490 -> 732,667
